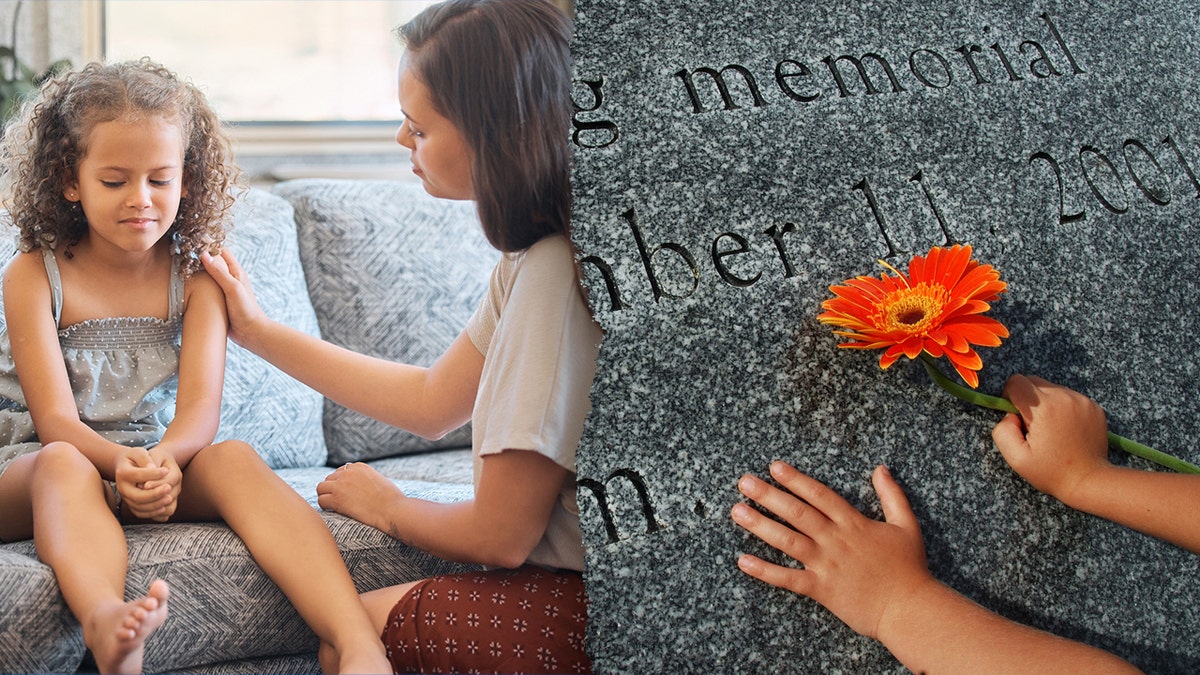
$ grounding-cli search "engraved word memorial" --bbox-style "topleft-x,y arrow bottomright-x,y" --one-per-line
569,2 -> 1200,673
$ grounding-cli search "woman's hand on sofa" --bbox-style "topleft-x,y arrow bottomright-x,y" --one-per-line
317,462 -> 405,534
201,249 -> 271,352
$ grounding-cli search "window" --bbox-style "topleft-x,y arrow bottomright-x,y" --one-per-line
104,0 -> 437,123
103,0 -> 440,181
99,0 -> 573,182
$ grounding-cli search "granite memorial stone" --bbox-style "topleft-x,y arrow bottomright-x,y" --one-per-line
569,1 -> 1200,672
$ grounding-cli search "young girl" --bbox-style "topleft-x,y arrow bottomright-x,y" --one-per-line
0,60 -> 389,674
202,1 -> 598,672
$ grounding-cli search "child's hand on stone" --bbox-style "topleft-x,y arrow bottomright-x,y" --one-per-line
115,447 -> 173,521
731,462 -> 932,640
991,374 -> 1110,506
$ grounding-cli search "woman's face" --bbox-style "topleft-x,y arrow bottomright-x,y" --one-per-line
395,65 -> 474,201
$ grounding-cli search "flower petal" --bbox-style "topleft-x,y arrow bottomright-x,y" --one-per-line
818,243 -> 1006,386
944,346 -> 983,372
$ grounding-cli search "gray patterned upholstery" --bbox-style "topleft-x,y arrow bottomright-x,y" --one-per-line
175,653 -> 319,674
366,448 -> 473,484
0,183 -> 483,673
0,470 -> 473,674
130,472 -> 474,673
0,542 -> 83,673
215,190 -> 327,469
274,179 -> 498,465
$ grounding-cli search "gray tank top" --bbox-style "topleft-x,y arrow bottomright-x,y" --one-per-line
0,250 -> 184,477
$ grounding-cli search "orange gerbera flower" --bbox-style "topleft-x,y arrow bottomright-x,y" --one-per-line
817,244 -> 1008,388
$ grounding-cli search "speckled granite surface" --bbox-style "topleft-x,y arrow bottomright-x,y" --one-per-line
569,1 -> 1200,673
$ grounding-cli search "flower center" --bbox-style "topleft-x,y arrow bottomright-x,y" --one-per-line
878,283 -> 948,335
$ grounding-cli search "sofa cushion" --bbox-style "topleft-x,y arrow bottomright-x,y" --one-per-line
0,459 -> 475,674
215,189 -> 327,468
366,448 -> 474,484
0,544 -> 82,673
126,473 -> 475,672
0,469 -> 473,674
273,179 -> 498,465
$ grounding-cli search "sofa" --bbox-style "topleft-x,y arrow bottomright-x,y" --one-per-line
0,179 -> 502,673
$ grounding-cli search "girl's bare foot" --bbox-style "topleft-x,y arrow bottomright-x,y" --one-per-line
85,579 -> 170,674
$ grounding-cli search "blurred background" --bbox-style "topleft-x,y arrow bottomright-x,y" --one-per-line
0,0 -> 574,184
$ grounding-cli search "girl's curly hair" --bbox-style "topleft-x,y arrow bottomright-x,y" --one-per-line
0,58 -> 242,276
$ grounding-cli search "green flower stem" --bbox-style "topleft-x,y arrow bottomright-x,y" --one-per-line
919,354 -> 1018,415
918,354 -> 1200,475
1104,430 -> 1200,475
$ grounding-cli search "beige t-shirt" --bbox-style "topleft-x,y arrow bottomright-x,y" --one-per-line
466,235 -> 602,572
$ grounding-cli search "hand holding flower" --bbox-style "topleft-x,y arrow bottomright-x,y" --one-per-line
819,244 -> 1199,474
991,374 -> 1110,504
992,375 -> 1200,554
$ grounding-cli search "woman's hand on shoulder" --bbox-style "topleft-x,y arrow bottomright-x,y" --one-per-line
199,249 -> 270,351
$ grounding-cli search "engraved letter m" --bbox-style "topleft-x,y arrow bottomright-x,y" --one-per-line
578,469 -> 664,544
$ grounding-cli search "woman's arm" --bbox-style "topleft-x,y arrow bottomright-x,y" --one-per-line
317,449 -> 567,568
202,248 -> 481,439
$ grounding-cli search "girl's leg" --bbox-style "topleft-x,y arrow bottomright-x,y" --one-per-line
28,442 -> 169,675
319,581 -> 421,673
174,441 -> 390,674
0,452 -> 38,543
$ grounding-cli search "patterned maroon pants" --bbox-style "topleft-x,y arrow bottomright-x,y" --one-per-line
381,565 -> 591,674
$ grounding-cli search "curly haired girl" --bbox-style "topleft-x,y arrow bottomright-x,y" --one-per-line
0,59 -> 389,674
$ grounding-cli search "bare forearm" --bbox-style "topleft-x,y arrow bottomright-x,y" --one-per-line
880,579 -> 1139,674
241,318 -> 469,439
33,413 -> 132,479
155,398 -> 221,469
1065,466 -> 1200,554
321,451 -> 560,569
377,497 -> 532,568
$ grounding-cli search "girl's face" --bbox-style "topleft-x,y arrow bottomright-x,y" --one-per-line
66,116 -> 187,256
396,65 -> 474,200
